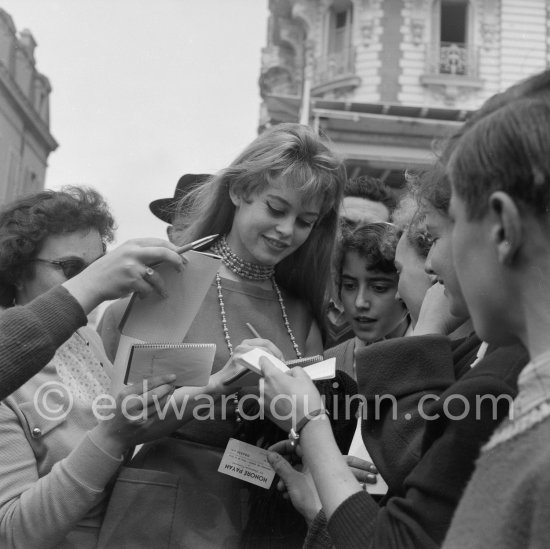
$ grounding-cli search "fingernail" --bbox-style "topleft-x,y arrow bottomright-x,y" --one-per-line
367,473 -> 377,482
369,465 -> 378,473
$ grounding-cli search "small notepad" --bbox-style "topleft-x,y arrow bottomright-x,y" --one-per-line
240,348 -> 335,381
124,343 -> 216,387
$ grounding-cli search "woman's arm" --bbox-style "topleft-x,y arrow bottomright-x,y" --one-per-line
0,286 -> 87,400
260,360 -> 362,517
0,374 -> 177,548
0,402 -> 123,548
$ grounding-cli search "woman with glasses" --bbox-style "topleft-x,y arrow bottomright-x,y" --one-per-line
0,186 -> 248,548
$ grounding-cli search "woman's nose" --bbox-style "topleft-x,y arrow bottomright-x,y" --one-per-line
275,216 -> 294,237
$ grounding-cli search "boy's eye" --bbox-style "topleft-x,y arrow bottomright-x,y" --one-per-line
372,285 -> 391,293
341,281 -> 357,292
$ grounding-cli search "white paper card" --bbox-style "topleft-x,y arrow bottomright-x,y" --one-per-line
218,438 -> 275,489
240,348 -> 289,375
348,415 -> 388,496
303,357 -> 336,381
239,348 -> 335,381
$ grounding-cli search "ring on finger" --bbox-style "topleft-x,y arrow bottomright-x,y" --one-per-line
143,267 -> 155,279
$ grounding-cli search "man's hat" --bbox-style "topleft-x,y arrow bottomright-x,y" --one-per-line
149,173 -> 210,224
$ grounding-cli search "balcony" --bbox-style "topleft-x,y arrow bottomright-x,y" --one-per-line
420,41 -> 482,104
311,46 -> 360,96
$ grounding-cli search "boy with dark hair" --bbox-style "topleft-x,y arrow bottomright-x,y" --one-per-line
443,92 -> 550,549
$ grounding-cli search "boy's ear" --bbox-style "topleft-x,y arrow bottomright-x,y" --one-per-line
488,191 -> 522,265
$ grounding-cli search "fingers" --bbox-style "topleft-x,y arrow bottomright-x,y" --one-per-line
238,338 -> 284,360
267,451 -> 299,484
259,355 -> 285,378
268,439 -> 294,455
344,455 -> 378,474
123,374 -> 177,398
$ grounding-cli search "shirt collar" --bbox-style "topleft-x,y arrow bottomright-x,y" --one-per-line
513,349 -> 550,419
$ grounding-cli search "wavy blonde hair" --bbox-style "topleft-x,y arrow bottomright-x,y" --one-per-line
179,123 -> 346,329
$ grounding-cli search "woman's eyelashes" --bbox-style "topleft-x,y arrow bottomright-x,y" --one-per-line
266,201 -> 316,228
266,201 -> 284,217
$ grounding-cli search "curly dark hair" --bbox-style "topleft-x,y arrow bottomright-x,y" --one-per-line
333,222 -> 399,297
0,186 -> 115,307
392,194 -> 432,258
344,175 -> 397,213
407,163 -> 450,216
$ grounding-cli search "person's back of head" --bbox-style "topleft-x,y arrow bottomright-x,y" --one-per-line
340,176 -> 396,227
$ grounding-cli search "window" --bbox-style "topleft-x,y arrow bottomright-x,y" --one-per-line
431,0 -> 476,77
6,149 -> 20,199
320,0 -> 354,82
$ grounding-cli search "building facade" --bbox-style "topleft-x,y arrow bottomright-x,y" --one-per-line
259,0 -> 550,187
0,9 -> 57,204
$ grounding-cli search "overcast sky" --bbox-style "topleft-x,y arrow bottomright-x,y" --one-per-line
2,0 -> 269,245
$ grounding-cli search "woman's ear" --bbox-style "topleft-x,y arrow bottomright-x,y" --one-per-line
228,185 -> 241,207
488,191 -> 522,265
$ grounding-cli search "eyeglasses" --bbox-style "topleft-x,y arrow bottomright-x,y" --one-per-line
32,258 -> 91,279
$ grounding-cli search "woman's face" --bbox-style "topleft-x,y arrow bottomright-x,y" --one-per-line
18,229 -> 104,305
227,182 -> 321,266
423,205 -> 469,319
394,233 -> 432,325
340,250 -> 406,343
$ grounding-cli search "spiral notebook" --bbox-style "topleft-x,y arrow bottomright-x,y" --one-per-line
223,351 -> 334,390
124,342 -> 216,387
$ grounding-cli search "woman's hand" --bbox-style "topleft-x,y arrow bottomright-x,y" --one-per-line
344,455 -> 378,485
259,356 -> 324,432
267,448 -> 322,524
91,374 -> 177,457
413,283 -> 467,336
209,338 -> 285,393
63,238 -> 186,314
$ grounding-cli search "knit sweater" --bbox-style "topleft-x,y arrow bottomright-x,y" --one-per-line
442,352 -> 550,549
0,294 -> 123,548
0,285 -> 87,400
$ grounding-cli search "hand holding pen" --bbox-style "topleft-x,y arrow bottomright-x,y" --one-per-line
221,325 -> 285,387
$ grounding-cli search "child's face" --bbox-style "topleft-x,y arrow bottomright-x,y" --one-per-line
340,250 -> 406,343
424,205 -> 470,320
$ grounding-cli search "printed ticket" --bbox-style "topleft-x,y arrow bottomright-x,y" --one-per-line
218,438 -> 275,489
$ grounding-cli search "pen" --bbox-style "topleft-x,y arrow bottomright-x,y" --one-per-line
222,323 -> 262,386
246,322 -> 261,338
149,234 -> 219,268
174,234 -> 219,255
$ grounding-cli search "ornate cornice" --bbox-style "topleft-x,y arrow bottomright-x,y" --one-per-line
0,61 -> 57,152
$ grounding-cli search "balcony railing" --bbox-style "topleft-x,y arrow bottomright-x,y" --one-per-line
427,42 -> 478,78
313,46 -> 356,86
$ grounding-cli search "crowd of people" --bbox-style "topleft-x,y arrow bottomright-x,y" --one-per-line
0,68 -> 548,548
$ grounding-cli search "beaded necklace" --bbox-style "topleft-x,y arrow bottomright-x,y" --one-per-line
214,273 -> 302,359
213,235 -> 303,425
212,236 -> 275,281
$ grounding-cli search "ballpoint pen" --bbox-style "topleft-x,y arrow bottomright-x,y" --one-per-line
222,323 -> 262,386
149,234 -> 219,267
